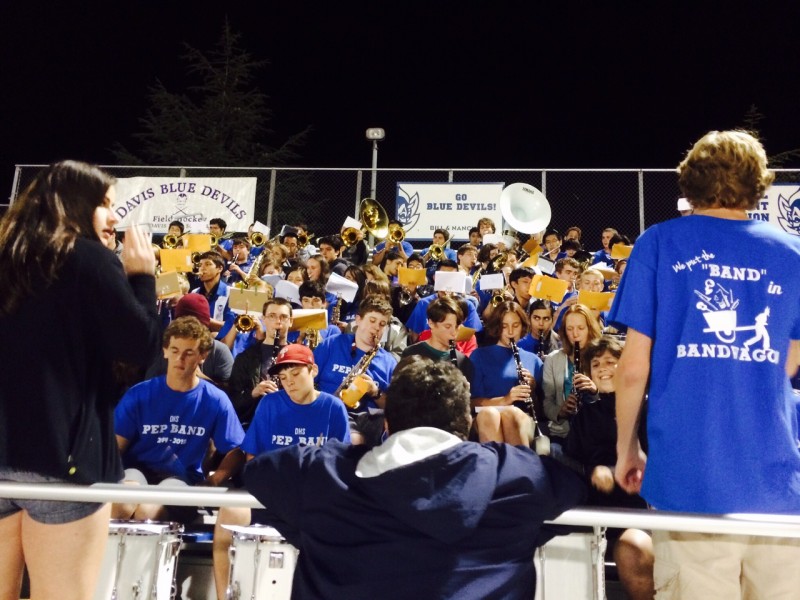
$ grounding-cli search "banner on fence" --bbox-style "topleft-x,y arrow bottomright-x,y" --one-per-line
747,184 -> 800,237
395,182 -> 505,242
113,177 -> 257,234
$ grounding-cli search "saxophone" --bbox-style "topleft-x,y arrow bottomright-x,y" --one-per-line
331,293 -> 343,324
510,339 -> 550,456
334,336 -> 378,409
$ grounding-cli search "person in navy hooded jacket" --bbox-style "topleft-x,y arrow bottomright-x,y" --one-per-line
243,355 -> 585,600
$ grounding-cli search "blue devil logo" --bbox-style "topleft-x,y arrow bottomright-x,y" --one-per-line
777,188 -> 800,236
396,186 -> 420,231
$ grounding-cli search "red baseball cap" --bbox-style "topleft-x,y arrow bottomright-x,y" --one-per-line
268,343 -> 315,375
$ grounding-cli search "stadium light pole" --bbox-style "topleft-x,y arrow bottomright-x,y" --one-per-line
366,128 -> 385,201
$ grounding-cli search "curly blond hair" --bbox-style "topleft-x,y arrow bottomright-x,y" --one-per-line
677,130 -> 774,210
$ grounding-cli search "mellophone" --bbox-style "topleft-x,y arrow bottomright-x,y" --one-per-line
94,520 -> 298,600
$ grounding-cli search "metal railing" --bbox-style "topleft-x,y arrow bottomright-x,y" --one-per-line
2,481 -> 800,538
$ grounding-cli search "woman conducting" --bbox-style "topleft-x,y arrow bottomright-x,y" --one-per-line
0,161 -> 161,599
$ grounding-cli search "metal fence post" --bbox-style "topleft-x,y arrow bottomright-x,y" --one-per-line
267,169 -> 277,234
637,170 -> 645,235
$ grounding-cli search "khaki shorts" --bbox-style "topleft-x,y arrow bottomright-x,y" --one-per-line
653,530 -> 800,599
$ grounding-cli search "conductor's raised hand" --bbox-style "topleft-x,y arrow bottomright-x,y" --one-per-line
122,225 -> 156,276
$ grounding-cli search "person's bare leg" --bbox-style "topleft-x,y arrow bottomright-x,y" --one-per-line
614,528 -> 654,600
23,503 -> 111,600
476,408 -> 503,442
0,512 -> 24,600
500,407 -> 534,446
213,507 -> 252,600
133,503 -> 169,521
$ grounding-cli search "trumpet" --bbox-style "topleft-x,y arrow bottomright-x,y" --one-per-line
162,233 -> 183,249
490,290 -> 507,308
234,314 -> 257,333
387,223 -> 405,244
489,252 -> 508,272
429,244 -> 445,262
249,232 -> 267,247
297,231 -> 314,248
341,227 -> 360,248
211,232 -> 235,248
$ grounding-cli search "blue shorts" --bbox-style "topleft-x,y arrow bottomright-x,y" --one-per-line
0,468 -> 103,525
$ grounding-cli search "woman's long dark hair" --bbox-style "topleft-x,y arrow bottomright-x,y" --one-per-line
0,160 -> 115,316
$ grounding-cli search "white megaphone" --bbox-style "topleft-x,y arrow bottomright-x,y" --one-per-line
499,183 -> 552,234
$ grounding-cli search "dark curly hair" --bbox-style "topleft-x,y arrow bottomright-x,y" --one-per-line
385,356 -> 472,440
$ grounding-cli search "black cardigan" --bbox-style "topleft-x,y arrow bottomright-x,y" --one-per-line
0,238 -> 161,484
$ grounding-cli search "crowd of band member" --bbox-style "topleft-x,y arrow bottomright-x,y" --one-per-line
103,214 -> 655,599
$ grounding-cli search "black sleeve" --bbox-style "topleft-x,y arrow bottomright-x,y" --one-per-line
78,242 -> 161,366
227,347 -> 261,424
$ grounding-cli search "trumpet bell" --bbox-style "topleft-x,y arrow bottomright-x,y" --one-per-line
359,198 -> 389,239
250,232 -> 266,247
430,244 -> 445,261
341,227 -> 360,247
388,223 -> 405,243
163,233 -> 179,249
234,314 -> 257,333
499,183 -> 552,234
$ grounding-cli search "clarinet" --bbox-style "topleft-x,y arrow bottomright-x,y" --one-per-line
537,330 -> 546,359
571,341 -> 582,408
511,340 -> 551,456
509,340 -> 535,416
449,340 -> 458,366
270,330 -> 282,388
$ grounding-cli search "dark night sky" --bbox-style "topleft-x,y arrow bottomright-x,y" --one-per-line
2,1 -> 800,201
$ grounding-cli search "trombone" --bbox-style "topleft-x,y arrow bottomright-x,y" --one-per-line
387,223 -> 405,244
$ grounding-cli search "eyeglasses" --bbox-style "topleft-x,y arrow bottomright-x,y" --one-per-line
264,313 -> 290,322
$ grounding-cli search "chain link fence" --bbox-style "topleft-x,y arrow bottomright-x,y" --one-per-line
8,165 -> 800,249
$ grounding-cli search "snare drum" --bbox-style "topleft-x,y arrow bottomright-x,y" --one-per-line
94,520 -> 183,600
226,525 -> 298,600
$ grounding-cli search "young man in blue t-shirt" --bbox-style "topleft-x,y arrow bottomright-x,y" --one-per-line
112,316 -> 245,522
313,295 -> 398,446
212,343 -> 351,598
611,130 -> 800,598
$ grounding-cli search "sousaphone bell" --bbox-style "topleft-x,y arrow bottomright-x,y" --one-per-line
499,183 -> 552,235
359,198 -> 389,240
